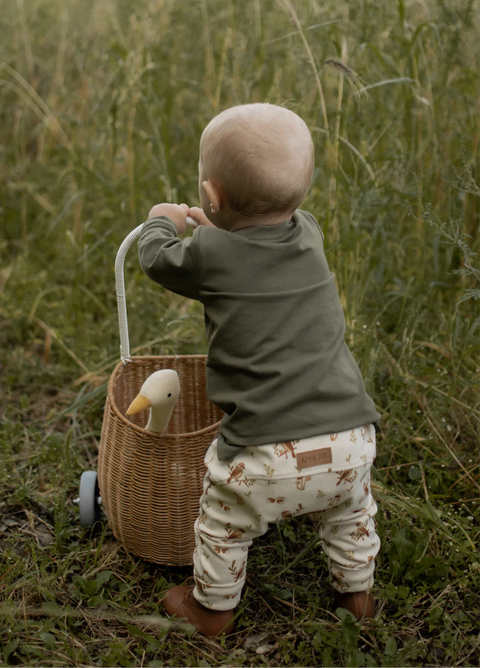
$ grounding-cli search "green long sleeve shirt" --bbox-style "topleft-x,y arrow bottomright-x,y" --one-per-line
138,210 -> 380,446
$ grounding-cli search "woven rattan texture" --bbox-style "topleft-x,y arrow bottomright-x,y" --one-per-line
98,355 -> 224,565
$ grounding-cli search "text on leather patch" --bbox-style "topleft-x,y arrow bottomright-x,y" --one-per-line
297,447 -> 333,469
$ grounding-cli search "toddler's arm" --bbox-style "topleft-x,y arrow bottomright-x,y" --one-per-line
138,203 -> 201,300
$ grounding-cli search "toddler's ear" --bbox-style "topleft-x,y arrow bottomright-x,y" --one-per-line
202,180 -> 222,213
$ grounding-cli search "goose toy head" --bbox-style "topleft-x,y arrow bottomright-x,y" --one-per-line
126,369 -> 180,434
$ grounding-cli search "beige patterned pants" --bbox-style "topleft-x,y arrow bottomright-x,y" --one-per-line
192,425 -> 380,610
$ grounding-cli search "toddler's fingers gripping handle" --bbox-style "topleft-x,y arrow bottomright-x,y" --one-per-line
186,215 -> 198,228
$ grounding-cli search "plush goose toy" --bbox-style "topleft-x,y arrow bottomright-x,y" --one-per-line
126,369 -> 180,434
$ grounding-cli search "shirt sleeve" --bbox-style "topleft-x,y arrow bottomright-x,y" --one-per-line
137,216 -> 200,300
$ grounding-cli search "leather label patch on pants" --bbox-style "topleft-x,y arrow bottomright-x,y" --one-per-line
297,447 -> 333,469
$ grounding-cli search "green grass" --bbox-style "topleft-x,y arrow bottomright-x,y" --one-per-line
1,0 -> 480,665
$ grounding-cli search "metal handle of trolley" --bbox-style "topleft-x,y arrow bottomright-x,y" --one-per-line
115,215 -> 198,364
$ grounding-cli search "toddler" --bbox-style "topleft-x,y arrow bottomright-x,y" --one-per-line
137,103 -> 381,636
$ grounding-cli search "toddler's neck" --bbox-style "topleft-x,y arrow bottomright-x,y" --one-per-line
227,210 -> 293,233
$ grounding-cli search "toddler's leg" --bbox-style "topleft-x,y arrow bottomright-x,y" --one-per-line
320,464 -> 380,594
192,469 -> 268,610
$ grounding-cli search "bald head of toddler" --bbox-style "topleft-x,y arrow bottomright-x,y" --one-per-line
198,104 -> 314,229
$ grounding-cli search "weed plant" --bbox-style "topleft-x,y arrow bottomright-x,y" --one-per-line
1,0 -> 479,666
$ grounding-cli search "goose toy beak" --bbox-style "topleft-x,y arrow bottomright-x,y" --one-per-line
126,393 -> 153,416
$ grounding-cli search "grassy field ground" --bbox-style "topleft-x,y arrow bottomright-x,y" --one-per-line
1,0 -> 480,665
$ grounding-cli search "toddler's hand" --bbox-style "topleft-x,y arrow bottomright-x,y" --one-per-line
188,207 -> 216,228
147,203 -> 189,234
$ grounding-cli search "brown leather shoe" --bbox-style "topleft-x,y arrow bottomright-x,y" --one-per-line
163,585 -> 234,637
332,590 -> 375,620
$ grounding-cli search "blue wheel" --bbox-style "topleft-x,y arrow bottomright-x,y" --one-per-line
79,471 -> 102,527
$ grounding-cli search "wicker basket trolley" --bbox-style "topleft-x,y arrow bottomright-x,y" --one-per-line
78,223 -> 223,566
